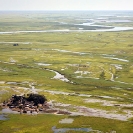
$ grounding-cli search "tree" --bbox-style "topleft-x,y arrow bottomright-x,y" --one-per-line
99,71 -> 105,79
26,94 -> 47,106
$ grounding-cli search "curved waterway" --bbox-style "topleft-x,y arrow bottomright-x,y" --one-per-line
0,26 -> 133,34
46,69 -> 69,82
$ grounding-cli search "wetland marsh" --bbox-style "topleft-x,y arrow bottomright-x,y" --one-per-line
0,11 -> 133,133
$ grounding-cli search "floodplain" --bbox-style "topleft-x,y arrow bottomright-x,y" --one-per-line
0,11 -> 133,133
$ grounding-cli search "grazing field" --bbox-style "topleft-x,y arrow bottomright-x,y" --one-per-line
0,11 -> 133,133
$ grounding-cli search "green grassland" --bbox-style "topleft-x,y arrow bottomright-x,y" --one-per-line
0,114 -> 132,133
0,11 -> 133,133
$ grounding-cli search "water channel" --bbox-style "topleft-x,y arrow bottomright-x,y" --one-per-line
0,26 -> 133,34
52,126 -> 93,133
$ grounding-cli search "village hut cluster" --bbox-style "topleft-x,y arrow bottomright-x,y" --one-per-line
1,94 -> 71,115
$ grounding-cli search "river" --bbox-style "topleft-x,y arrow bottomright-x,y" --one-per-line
0,26 -> 133,34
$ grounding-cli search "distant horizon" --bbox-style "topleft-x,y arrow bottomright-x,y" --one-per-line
0,10 -> 133,12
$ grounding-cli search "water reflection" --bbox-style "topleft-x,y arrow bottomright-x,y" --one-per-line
1,108 -> 19,114
0,114 -> 8,120
52,126 -> 93,133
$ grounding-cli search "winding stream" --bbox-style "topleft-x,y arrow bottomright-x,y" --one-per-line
46,69 -> 69,82
103,57 -> 129,62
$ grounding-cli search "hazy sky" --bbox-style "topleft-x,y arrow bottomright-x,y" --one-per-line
0,0 -> 133,11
